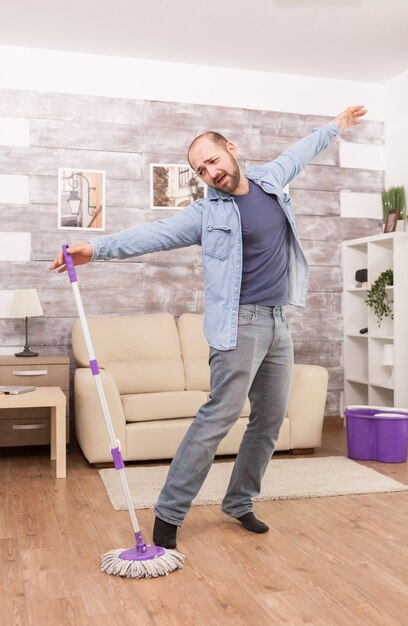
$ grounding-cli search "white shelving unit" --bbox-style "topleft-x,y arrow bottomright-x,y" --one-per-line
342,232 -> 408,409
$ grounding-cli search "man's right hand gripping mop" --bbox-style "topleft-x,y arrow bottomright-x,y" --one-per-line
62,245 -> 184,579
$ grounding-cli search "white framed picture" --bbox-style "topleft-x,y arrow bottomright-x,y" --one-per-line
58,168 -> 106,231
150,163 -> 206,210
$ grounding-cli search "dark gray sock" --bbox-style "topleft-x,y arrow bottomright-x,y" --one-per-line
237,512 -> 269,533
153,516 -> 178,549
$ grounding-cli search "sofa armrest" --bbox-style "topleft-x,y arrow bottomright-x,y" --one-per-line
286,364 -> 329,449
74,368 -> 127,463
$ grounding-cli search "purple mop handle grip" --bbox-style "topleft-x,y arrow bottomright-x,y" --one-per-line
62,244 -> 78,283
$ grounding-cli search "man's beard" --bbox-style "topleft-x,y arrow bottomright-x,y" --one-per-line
210,155 -> 241,193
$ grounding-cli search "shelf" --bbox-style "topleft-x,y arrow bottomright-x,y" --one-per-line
343,233 -> 408,247
344,379 -> 369,405
369,386 -> 394,407
346,377 -> 368,386
343,292 -> 368,335
370,380 -> 394,390
346,378 -> 394,391
347,334 -> 395,341
343,233 -> 408,409
345,286 -> 393,294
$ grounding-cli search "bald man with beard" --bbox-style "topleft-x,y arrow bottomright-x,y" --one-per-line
50,105 -> 367,549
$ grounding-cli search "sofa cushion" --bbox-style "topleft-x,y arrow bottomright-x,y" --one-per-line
123,390 -> 207,422
177,313 -> 210,391
124,416 -> 290,461
104,360 -> 185,396
72,313 -> 186,394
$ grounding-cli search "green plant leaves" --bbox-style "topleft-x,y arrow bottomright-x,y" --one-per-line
366,269 -> 394,326
382,187 -> 406,221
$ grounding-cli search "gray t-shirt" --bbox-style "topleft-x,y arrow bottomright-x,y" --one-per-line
233,179 -> 289,306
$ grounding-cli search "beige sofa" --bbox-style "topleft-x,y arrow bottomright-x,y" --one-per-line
72,313 -> 328,464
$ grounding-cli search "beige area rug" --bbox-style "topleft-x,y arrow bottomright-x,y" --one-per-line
99,456 -> 408,511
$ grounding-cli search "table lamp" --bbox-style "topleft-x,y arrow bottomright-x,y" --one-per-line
11,289 -> 44,357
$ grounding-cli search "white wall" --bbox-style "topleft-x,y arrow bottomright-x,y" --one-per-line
0,44 -> 388,274
0,45 -> 384,120
385,69 -> 408,192
0,45 -> 389,365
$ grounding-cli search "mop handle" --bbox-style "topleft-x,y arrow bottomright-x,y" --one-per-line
62,245 -> 141,535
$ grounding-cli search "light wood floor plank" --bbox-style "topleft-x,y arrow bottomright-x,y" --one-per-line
1,418 -> 408,625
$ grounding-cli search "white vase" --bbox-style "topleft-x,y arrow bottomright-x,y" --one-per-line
396,219 -> 407,232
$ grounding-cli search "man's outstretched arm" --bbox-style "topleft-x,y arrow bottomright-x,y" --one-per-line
49,202 -> 203,272
262,104 -> 368,189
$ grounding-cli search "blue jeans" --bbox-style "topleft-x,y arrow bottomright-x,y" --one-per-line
154,304 -> 294,525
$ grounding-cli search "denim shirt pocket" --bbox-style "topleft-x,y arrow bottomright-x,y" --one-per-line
204,225 -> 232,261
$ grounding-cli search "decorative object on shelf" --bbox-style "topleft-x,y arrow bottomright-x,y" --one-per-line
355,268 -> 368,288
359,327 -> 368,334
384,210 -> 399,233
382,344 -> 394,385
10,289 -> 44,357
382,186 -> 406,233
365,269 -> 393,326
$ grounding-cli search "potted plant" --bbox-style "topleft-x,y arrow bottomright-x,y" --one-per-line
382,186 -> 406,231
366,269 -> 394,326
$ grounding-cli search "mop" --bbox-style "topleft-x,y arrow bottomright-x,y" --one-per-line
62,245 -> 184,578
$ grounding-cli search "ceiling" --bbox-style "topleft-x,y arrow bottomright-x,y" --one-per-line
1,0 -> 407,83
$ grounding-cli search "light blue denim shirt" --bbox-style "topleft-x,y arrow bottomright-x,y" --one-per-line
90,121 -> 339,350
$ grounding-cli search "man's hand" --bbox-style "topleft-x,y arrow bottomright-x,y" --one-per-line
48,242 -> 93,273
335,105 -> 368,133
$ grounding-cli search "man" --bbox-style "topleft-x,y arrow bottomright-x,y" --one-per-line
50,105 -> 367,549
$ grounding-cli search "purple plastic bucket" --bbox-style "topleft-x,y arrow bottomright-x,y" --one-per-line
344,407 -> 408,463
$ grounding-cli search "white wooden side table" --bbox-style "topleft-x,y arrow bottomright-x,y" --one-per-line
0,387 -> 66,478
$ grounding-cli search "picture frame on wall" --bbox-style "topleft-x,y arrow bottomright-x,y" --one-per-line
58,168 -> 106,231
150,163 -> 206,210
384,209 -> 399,233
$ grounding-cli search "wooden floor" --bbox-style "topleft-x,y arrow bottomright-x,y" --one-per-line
2,419 -> 408,626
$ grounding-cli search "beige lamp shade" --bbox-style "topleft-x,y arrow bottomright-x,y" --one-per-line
11,289 -> 44,318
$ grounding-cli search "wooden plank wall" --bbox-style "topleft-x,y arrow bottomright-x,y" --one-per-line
0,89 -> 384,416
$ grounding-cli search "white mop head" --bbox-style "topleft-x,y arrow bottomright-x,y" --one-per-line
100,548 -> 185,578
